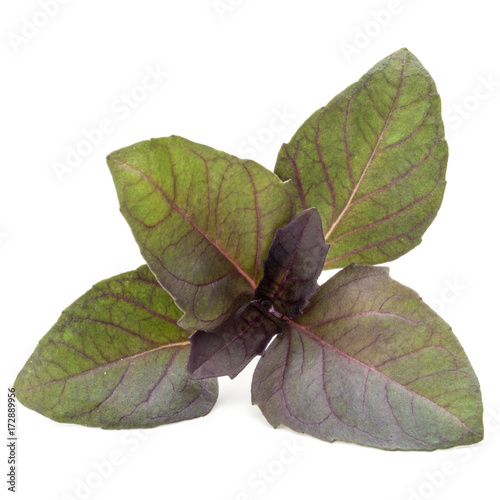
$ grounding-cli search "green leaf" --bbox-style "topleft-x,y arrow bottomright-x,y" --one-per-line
14,266 -> 218,429
107,136 -> 294,331
252,264 -> 483,450
275,48 -> 448,268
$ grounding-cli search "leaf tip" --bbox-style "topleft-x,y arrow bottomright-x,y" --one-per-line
393,46 -> 414,59
106,147 -> 123,167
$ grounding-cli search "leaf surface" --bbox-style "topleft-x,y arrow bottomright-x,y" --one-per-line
252,264 -> 483,450
107,136 -> 294,331
275,48 -> 448,268
187,302 -> 282,380
15,266 -> 218,429
255,207 -> 329,317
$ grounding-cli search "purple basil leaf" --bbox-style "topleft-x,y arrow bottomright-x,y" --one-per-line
252,264 -> 483,450
274,49 -> 448,269
107,136 -> 294,333
187,302 -> 283,379
254,207 -> 329,318
14,266 -> 218,429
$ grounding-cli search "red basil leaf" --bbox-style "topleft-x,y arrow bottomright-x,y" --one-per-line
255,207 -> 329,318
187,302 -> 283,379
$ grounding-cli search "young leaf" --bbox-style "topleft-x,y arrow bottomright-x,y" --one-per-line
187,302 -> 282,380
252,264 -> 483,450
187,208 -> 328,379
14,266 -> 218,429
255,207 -> 330,317
107,136 -> 294,332
275,48 -> 448,268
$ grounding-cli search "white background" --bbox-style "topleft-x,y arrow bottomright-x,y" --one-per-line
2,1 -> 499,499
